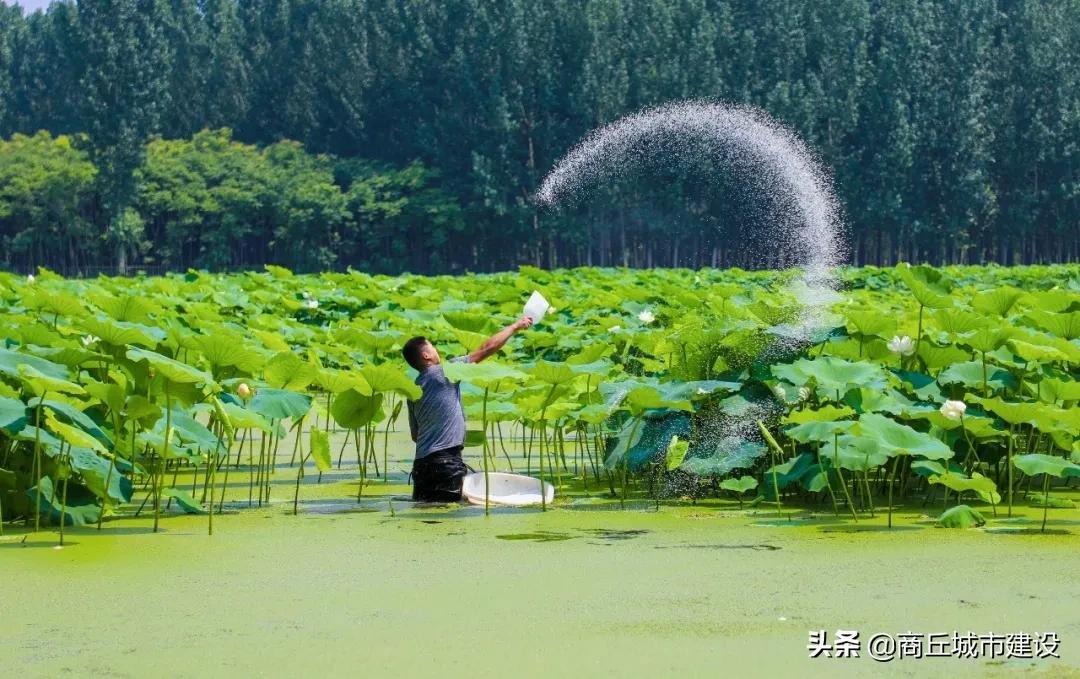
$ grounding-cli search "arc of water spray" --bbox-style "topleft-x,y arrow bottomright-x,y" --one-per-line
536,100 -> 846,343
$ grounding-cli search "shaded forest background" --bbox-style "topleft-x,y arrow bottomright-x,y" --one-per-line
0,0 -> 1077,275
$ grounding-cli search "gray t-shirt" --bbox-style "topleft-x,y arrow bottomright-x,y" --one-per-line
407,356 -> 469,459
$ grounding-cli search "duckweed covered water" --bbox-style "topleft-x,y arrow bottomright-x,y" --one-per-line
3,434 -> 1079,678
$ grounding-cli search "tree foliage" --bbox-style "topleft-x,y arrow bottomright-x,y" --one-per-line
0,0 -> 1076,274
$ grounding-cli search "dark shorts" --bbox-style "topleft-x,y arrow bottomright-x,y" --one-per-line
411,446 -> 468,502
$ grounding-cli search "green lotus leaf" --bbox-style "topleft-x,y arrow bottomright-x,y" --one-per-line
316,368 -> 372,395
929,472 -> 1000,504
220,403 -> 273,433
566,342 -> 613,365
1025,309 -> 1080,341
68,446 -> 132,503
90,291 -> 159,323
963,325 -> 1013,354
569,403 -> 609,425
902,406 -> 1004,439
39,398 -> 113,449
331,389 -> 384,429
680,437 -> 766,476
249,388 -> 312,421
529,360 -> 580,386
933,308 -> 985,337
44,411 -> 106,454
894,263 -> 954,309
1012,453 -> 1080,479
196,331 -> 266,374
605,413 -> 690,471
26,345 -> 111,369
159,408 -> 223,453
854,413 -> 953,459
785,419 -> 856,443
662,380 -> 742,401
604,417 -> 645,470
844,309 -> 897,339
442,311 -> 497,334
938,504 -> 985,528
310,428 -> 332,472
264,351 -> 318,390
84,380 -> 126,414
771,356 -> 887,394
621,386 -> 691,416
126,395 -> 162,423
719,475 -> 759,494
917,343 -> 971,372
161,487 -> 206,514
820,435 -> 890,471
1029,495 -> 1075,509
79,316 -> 159,348
762,453 -> 816,497
1007,339 -> 1068,363
783,405 -> 855,425
23,287 -> 85,319
26,476 -> 100,526
126,347 -> 215,386
451,328 -> 487,353
440,361 -> 525,392
483,400 -> 524,422
210,395 -> 234,443
0,396 -> 28,435
1036,378 -> 1080,404
842,388 -> 916,415
910,459 -> 948,477
14,425 -> 63,454
665,435 -> 689,471
17,364 -> 85,396
937,361 -> 1015,392
970,396 -> 1039,426
971,287 -> 1024,317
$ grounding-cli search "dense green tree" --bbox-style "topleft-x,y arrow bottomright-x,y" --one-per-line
0,0 -> 1077,273
0,132 -> 98,270
76,0 -> 173,271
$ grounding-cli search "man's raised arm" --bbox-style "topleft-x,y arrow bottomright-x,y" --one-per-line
467,316 -> 533,363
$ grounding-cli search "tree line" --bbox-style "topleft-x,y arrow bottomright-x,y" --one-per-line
0,0 -> 1077,274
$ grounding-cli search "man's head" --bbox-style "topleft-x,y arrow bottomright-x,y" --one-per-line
402,336 -> 440,371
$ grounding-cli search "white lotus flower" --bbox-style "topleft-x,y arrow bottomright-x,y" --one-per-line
237,383 -> 252,400
608,325 -> 621,334
940,399 -> 966,421
81,335 -> 100,347
695,387 -> 709,396
887,335 -> 916,356
301,290 -> 311,299
26,274 -> 35,284
773,385 -> 786,399
305,299 -> 319,309
638,310 -> 655,325
798,387 -> 811,401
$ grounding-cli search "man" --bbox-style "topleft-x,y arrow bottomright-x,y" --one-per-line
402,316 -> 533,502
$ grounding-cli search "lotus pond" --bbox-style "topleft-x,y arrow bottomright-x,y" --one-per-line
3,431 -> 1080,678
0,264 -> 1078,675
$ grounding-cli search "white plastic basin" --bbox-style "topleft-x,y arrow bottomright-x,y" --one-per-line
461,472 -> 555,506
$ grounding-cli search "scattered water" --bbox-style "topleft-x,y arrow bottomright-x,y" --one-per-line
537,100 -> 845,344
538,101 -> 846,468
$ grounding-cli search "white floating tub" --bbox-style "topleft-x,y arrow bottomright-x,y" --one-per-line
462,472 -> 555,507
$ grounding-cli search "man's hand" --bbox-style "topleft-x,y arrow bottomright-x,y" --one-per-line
468,316 -> 532,363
